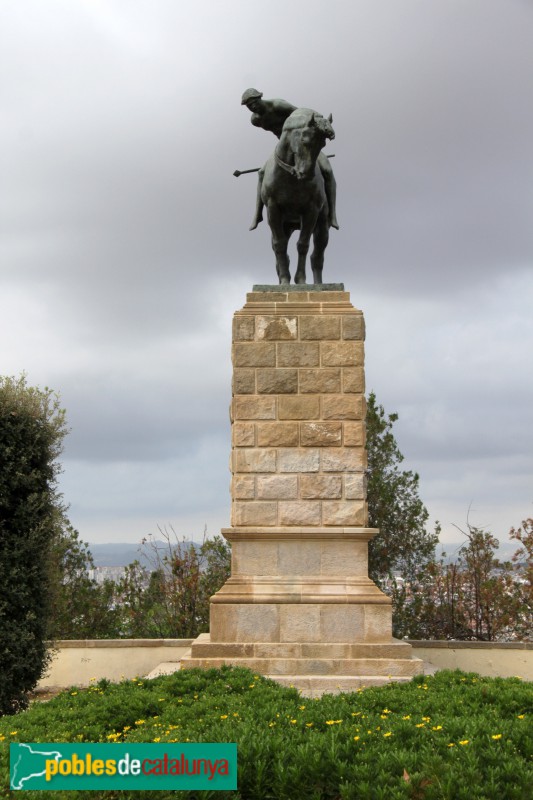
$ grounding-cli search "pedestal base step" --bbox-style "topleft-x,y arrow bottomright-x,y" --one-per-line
180,634 -> 424,681
267,675 -> 414,698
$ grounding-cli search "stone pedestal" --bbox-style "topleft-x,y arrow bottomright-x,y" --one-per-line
181,285 -> 423,693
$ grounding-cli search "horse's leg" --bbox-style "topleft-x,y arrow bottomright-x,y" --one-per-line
310,211 -> 329,285
249,168 -> 265,231
294,212 -> 318,285
267,204 -> 290,284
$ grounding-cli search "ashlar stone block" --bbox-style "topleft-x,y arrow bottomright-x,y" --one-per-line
342,314 -> 365,341
279,501 -> 321,526
279,605 -> 321,642
256,316 -> 297,340
321,341 -> 363,367
342,368 -> 365,393
233,315 -> 255,341
234,448 -> 276,473
257,421 -> 299,447
300,421 -> 342,446
233,396 -> 276,420
232,422 -> 255,447
322,500 -> 366,526
300,475 -> 342,499
345,474 -> 366,499
277,540 -> 321,574
233,342 -> 276,367
299,369 -> 341,394
278,396 -> 320,420
343,422 -> 365,446
277,342 -> 320,367
322,395 -> 363,420
278,448 -> 320,473
233,501 -> 278,526
232,475 -> 255,500
257,475 -> 298,500
233,368 -> 255,394
300,316 -> 341,340
321,447 -> 366,471
257,368 -> 298,394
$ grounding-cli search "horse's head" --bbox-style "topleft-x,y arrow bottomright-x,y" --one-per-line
284,111 -> 335,181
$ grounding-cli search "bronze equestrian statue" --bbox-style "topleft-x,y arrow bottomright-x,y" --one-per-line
241,89 -> 338,285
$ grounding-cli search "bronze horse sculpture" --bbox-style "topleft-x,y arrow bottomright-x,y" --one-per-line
260,108 -> 335,285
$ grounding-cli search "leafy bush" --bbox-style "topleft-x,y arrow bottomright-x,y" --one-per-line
1,669 -> 531,798
0,376 -> 68,715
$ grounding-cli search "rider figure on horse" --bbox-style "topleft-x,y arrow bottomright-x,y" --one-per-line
241,88 -> 339,232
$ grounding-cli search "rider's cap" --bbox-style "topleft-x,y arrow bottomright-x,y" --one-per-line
241,88 -> 263,105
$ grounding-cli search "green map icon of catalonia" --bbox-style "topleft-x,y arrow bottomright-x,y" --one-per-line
11,744 -> 63,790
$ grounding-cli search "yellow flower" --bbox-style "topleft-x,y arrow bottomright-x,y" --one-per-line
432,725 -> 443,731
123,726 -> 131,732
517,714 -> 525,719
382,709 -> 391,714
491,734 -> 502,740
268,722 -> 276,727
353,735 -> 360,741
249,684 -> 255,688
135,720 -> 145,726
459,740 -> 469,746
448,743 -> 455,748
10,732 -> 18,736
422,716 -> 431,722
153,737 -> 161,742
351,712 -> 361,717
402,715 -> 411,720
306,723 -> 314,727
415,723 -> 425,728
71,692 -> 78,696
325,719 -> 342,725
233,712 -> 239,717
299,705 -> 306,710
220,715 -> 228,720
383,732 -> 392,738
290,719 -> 297,724
380,715 -> 388,719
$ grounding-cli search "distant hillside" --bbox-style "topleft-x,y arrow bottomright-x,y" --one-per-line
87,541 -> 196,568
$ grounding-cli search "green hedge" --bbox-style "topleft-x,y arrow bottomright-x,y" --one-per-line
1,668 -> 531,798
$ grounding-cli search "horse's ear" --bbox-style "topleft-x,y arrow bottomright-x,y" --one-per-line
328,113 -> 333,123
309,112 -> 316,127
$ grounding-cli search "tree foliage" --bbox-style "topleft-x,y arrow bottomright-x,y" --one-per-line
46,523 -> 123,640
115,528 -> 232,639
0,376 -> 68,714
366,391 -> 439,581
390,520 -> 532,641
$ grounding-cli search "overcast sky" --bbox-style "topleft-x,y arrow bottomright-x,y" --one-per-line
2,0 -> 532,554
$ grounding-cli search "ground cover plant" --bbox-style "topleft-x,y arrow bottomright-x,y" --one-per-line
0,667 -> 531,799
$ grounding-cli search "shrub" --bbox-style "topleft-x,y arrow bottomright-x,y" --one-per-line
0,376 -> 67,715
0,668 -> 531,798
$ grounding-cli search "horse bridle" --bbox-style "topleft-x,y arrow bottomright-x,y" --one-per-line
274,152 -> 298,177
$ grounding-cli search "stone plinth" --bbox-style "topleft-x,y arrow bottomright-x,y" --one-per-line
180,286 -> 423,693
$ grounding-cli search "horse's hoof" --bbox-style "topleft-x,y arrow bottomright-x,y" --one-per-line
279,277 -> 290,285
